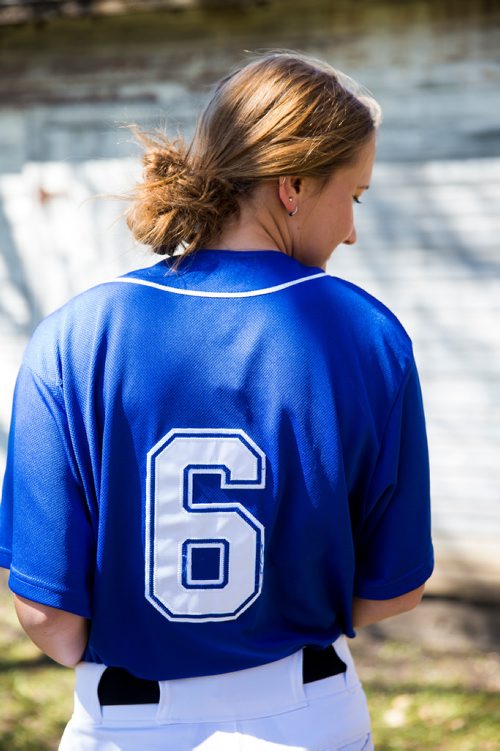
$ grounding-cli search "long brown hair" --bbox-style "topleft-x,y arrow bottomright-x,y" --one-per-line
126,52 -> 381,258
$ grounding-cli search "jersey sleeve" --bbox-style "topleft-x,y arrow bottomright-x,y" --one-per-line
0,363 -> 94,618
353,359 -> 434,600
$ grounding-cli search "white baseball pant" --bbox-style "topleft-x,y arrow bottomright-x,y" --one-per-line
59,635 -> 373,751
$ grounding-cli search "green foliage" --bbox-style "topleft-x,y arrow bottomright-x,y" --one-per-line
352,638 -> 500,751
366,687 -> 500,751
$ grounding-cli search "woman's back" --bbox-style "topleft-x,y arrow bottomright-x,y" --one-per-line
6,250 -> 432,683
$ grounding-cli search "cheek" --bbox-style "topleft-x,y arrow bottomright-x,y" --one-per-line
332,204 -> 354,240
345,201 -> 356,229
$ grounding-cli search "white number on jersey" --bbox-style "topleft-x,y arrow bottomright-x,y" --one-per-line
145,429 -> 266,622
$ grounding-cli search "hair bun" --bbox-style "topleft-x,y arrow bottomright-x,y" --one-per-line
141,139 -> 187,184
126,129 -> 240,257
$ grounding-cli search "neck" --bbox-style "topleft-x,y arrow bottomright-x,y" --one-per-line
205,183 -> 292,255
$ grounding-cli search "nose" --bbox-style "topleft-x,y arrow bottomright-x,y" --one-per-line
343,226 -> 357,246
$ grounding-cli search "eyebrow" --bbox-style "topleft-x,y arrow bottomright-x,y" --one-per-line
358,185 -> 370,190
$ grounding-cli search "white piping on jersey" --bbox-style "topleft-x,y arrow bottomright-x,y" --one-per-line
113,272 -> 328,299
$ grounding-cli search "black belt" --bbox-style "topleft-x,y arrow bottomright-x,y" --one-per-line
98,645 -> 347,706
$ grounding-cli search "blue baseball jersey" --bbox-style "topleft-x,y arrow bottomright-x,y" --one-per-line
0,250 -> 433,680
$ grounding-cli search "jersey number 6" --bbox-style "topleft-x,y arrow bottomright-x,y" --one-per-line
145,429 -> 266,622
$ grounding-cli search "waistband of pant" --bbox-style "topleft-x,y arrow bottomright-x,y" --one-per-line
72,636 -> 359,726
98,641 -> 347,707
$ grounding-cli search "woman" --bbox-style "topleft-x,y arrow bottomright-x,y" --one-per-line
0,52 -> 433,750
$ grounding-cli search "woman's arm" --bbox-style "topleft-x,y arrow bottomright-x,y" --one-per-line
14,594 -> 89,667
352,584 -> 425,628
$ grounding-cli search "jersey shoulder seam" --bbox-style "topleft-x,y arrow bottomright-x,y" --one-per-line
21,360 -> 63,391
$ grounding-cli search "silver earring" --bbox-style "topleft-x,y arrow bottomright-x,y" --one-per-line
288,206 -> 298,217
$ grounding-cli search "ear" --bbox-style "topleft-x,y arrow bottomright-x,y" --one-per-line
277,176 -> 302,213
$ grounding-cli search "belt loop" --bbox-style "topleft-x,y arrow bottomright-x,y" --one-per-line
155,679 -> 171,724
153,653 -> 307,723
333,636 -> 358,692
74,662 -> 107,724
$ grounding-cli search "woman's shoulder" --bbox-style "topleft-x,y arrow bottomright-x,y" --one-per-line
22,264 -> 160,373
34,262 -> 164,326
317,273 -> 414,364
325,273 -> 409,330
